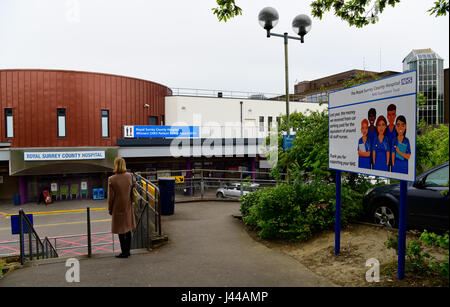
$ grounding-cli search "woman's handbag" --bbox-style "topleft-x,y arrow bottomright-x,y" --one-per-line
131,187 -> 140,205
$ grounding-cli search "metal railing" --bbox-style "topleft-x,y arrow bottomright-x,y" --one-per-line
0,232 -> 119,258
169,87 -> 311,102
18,209 -> 58,265
139,169 -> 288,200
132,173 -> 162,250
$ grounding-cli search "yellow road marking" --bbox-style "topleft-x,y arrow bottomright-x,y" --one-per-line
2,208 -> 107,218
0,218 -> 111,231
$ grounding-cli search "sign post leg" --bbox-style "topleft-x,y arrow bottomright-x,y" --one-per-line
335,170 -> 341,255
397,181 -> 408,279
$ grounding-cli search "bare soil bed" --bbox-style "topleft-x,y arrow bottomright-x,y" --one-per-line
244,222 -> 449,287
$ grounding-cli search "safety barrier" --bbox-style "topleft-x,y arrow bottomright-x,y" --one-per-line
131,173 -> 161,250
137,169 -> 287,201
17,209 -> 58,265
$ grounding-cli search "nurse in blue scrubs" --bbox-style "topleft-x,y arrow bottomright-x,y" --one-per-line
372,115 -> 390,172
367,108 -> 377,169
391,116 -> 411,174
358,119 -> 371,169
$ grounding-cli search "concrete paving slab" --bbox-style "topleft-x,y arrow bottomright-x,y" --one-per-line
0,201 -> 335,287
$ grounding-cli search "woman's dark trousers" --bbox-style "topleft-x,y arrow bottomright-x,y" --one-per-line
118,231 -> 131,256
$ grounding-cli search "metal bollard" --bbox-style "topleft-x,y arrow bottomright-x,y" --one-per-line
87,207 -> 92,257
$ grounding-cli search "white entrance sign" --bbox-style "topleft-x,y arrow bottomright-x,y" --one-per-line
328,71 -> 417,181
24,151 -> 106,161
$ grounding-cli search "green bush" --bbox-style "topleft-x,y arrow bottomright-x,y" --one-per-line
240,181 -> 364,241
385,231 -> 449,278
0,258 -> 5,278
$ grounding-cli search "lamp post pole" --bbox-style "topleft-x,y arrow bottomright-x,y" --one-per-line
284,33 -> 290,135
258,8 -> 311,136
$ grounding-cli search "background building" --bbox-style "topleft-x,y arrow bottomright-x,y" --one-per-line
402,48 -> 445,125
1,69 -> 325,204
444,68 -> 449,125
0,69 -> 170,203
294,69 -> 399,103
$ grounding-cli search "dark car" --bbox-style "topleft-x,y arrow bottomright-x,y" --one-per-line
363,162 -> 449,233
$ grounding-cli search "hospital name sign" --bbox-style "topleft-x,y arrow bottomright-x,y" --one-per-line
24,151 -> 106,161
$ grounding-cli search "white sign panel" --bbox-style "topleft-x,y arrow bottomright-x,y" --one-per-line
328,71 -> 417,181
24,151 -> 106,161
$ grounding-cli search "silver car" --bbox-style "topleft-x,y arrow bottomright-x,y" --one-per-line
216,183 -> 260,198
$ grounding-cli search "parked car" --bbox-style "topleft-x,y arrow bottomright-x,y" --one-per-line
363,162 -> 449,232
216,183 -> 260,198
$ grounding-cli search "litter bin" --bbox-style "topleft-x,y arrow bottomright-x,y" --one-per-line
159,178 -> 175,215
13,194 -> 20,206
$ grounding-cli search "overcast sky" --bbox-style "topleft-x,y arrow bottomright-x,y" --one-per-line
0,0 -> 448,94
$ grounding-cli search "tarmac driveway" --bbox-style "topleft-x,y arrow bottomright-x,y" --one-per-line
0,201 -> 334,287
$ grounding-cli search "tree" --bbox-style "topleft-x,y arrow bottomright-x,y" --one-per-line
213,0 -> 449,27
212,0 -> 242,22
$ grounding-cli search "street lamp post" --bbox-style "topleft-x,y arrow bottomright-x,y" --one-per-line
258,7 -> 312,135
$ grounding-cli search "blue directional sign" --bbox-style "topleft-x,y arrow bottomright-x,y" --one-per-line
283,135 -> 295,152
11,214 -> 33,235
124,126 -> 199,138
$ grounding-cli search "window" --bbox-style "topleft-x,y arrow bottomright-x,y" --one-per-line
259,116 -> 264,132
101,110 -> 109,138
5,108 -> 13,138
268,116 -> 273,131
57,108 -> 66,138
149,116 -> 158,125
425,166 -> 449,187
276,117 -> 281,128
161,115 -> 165,126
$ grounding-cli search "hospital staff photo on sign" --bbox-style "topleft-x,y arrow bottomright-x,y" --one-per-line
328,71 -> 417,182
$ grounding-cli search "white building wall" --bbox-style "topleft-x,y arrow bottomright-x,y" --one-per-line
165,96 -> 327,138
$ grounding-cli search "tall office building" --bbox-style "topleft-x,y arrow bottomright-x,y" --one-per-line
402,48 -> 445,125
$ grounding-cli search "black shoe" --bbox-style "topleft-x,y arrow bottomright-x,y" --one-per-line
115,253 -> 129,258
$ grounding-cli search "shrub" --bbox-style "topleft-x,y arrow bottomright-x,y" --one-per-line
0,258 -> 5,278
385,231 -> 449,278
240,181 -> 364,241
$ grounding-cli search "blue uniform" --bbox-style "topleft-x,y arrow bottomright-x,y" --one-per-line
368,127 -> 377,168
386,125 -> 397,150
391,137 -> 411,174
358,137 -> 371,169
368,127 -> 377,145
372,136 -> 390,172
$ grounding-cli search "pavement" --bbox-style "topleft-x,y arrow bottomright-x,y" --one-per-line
0,201 -> 335,287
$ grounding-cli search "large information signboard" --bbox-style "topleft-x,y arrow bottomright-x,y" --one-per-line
328,71 -> 417,182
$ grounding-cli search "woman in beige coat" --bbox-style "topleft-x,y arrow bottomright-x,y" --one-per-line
108,157 -> 136,258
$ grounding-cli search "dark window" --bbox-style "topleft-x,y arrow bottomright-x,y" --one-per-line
259,116 -> 264,132
102,110 -> 109,138
149,116 -> 158,125
161,115 -> 165,126
57,108 -> 66,138
5,108 -> 13,138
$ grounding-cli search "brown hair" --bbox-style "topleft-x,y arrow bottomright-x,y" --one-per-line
113,157 -> 127,174
375,115 -> 387,136
387,104 -> 396,112
361,119 -> 369,127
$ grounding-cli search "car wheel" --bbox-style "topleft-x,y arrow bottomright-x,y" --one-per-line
216,192 -> 224,198
371,203 -> 398,228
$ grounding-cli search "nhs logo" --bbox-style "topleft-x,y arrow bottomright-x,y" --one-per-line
401,77 -> 413,85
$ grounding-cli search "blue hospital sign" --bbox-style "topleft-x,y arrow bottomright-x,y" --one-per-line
24,151 -> 105,161
328,71 -> 417,182
123,126 -> 199,138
